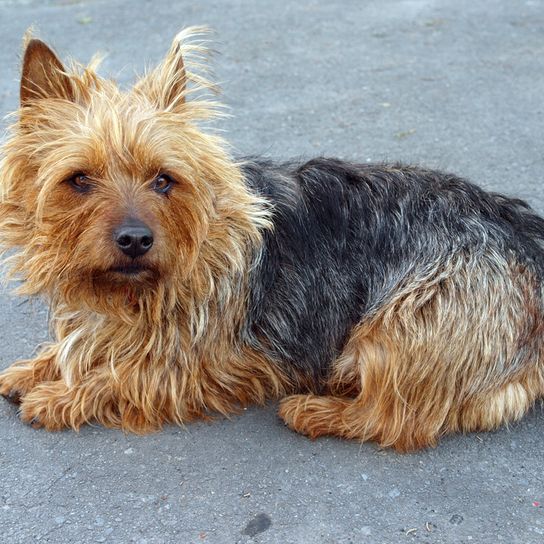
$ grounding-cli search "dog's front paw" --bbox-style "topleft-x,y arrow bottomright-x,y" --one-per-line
18,381 -> 79,431
0,355 -> 60,405
0,362 -> 40,404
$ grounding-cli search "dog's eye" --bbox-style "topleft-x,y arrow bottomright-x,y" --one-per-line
67,173 -> 92,194
151,174 -> 174,195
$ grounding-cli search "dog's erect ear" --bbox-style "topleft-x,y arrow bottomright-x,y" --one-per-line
20,39 -> 74,105
136,31 -> 191,112
159,37 -> 188,109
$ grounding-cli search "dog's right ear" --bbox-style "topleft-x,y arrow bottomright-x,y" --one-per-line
20,38 -> 74,105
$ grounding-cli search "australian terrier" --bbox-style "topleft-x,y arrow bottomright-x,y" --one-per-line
0,29 -> 543,451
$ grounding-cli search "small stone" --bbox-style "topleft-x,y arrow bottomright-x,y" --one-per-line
124,448 -> 134,455
242,513 -> 272,537
388,488 -> 401,498
54,516 -> 65,525
450,514 -> 464,525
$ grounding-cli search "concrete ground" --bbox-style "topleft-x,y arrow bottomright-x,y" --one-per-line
0,0 -> 543,542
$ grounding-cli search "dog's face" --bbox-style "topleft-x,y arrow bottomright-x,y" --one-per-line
0,31 -> 259,311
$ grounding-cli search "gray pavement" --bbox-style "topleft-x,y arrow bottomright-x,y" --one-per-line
0,0 -> 543,542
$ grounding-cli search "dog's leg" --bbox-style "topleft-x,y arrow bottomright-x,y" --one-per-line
280,256 -> 544,451
0,346 -> 60,404
16,363 -> 206,432
279,347 -> 543,453
277,317 -> 449,451
17,368 -> 119,431
12,345 -> 288,432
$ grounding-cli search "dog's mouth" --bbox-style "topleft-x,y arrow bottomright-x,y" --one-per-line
92,261 -> 160,286
103,263 -> 159,283
109,264 -> 149,275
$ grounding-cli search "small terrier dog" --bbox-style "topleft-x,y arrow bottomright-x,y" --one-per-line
1,29 -> 543,451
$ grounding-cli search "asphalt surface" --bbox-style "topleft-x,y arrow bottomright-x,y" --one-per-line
0,1 -> 543,543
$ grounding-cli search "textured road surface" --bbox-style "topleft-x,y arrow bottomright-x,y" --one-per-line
0,1 -> 543,543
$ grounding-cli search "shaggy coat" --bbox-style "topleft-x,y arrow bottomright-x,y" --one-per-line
0,29 -> 543,451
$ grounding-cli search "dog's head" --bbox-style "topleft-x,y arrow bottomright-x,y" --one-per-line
0,30 -> 266,314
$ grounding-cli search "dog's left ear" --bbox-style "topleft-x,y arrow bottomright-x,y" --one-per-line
136,32 -> 187,112
20,38 -> 74,105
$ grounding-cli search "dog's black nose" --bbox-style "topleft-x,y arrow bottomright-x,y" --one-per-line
114,219 -> 154,258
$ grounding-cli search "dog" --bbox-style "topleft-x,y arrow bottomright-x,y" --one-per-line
0,28 -> 542,451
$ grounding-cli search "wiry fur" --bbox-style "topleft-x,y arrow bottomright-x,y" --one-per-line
1,29 -> 543,451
